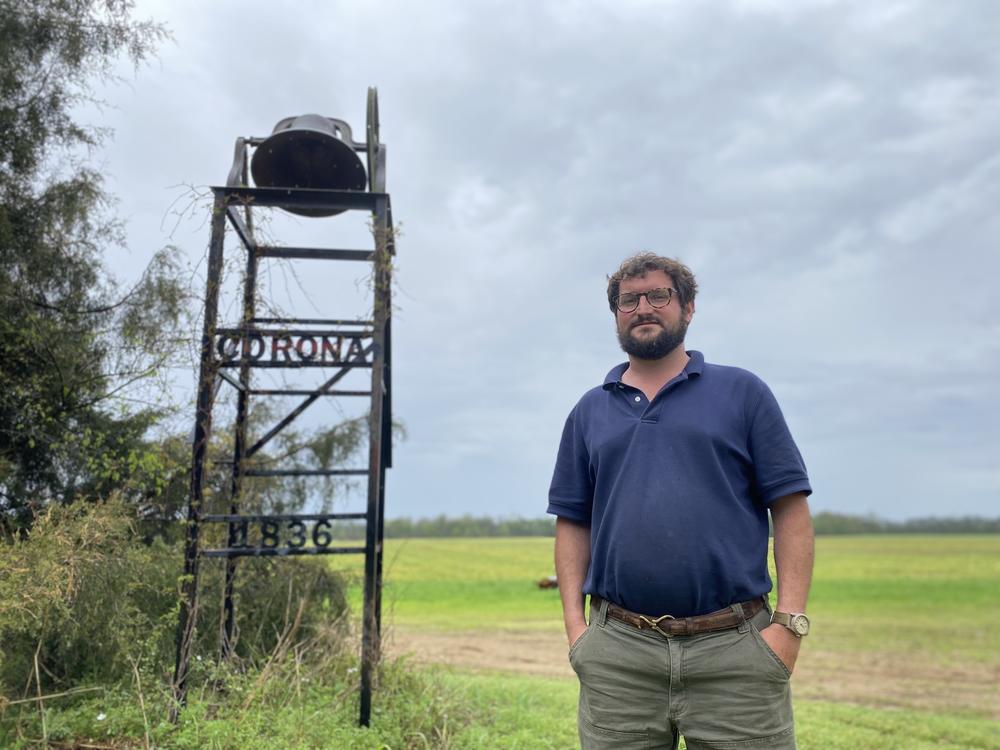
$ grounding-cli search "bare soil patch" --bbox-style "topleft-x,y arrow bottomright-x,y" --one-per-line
386,627 -> 1000,719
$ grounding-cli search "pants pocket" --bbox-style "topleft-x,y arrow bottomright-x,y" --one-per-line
574,622 -> 667,745
678,622 -> 795,745
749,623 -> 792,680
579,716 -> 651,750
568,622 -> 594,667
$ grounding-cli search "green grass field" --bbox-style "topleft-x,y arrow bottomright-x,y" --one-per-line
340,535 -> 1000,658
333,534 -> 1000,748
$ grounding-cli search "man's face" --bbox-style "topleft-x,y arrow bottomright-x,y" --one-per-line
614,270 -> 693,360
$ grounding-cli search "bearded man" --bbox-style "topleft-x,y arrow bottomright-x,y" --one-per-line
548,253 -> 814,750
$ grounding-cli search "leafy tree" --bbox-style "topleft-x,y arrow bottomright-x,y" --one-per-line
0,0 -> 186,532
133,406 -> 372,543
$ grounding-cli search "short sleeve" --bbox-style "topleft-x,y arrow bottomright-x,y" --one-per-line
747,383 -> 812,505
547,406 -> 594,522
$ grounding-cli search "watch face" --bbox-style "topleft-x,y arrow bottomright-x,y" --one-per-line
791,614 -> 810,635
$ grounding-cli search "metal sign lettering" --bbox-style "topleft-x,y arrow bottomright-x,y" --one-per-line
214,328 -> 373,367
200,513 -> 366,558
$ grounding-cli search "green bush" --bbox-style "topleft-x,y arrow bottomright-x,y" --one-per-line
0,499 -> 165,690
192,545 -> 349,666
0,499 -> 348,695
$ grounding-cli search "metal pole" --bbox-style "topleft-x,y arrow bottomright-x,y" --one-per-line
375,317 -> 391,640
221,148 -> 258,661
170,191 -> 227,721
359,193 -> 391,727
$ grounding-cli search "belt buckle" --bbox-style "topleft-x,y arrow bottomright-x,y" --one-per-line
638,613 -> 675,637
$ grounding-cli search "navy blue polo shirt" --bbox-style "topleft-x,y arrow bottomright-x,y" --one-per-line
547,351 -> 811,617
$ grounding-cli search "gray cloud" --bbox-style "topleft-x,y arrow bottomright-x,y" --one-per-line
93,0 -> 1000,519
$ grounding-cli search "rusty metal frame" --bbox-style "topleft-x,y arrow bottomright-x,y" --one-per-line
170,88 -> 392,727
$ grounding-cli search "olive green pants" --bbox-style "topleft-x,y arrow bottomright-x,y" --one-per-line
569,598 -> 795,749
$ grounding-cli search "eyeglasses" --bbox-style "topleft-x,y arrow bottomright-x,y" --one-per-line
613,287 -> 677,313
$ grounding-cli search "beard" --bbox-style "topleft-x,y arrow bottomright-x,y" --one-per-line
617,316 -> 689,360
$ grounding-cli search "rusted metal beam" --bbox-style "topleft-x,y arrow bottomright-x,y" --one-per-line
221,151 -> 260,663
360,190 -> 392,727
203,513 -> 367,522
245,345 -> 374,458
251,317 -> 372,326
216,370 -> 245,392
218,185 -> 386,213
256,246 -> 374,262
241,469 -> 368,477
202,546 -> 365,558
171,190 -> 227,721
225,206 -> 257,253
249,389 -> 371,397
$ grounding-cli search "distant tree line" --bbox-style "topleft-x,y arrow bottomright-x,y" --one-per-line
809,512 -> 1000,535
329,512 -> 1000,539
331,515 -> 557,539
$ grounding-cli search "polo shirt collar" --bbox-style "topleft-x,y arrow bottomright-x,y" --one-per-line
602,350 -> 705,390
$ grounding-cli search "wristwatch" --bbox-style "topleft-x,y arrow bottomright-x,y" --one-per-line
771,611 -> 810,637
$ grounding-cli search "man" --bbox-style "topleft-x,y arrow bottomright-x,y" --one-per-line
549,253 -> 814,750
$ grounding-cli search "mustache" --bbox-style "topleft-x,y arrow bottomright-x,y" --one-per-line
630,316 -> 662,330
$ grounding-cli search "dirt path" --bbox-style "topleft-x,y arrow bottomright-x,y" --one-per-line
385,627 -> 1000,719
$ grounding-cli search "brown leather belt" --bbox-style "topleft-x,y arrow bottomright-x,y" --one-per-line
591,596 -> 765,637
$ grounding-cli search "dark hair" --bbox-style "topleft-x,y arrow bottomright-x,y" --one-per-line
607,252 -> 698,312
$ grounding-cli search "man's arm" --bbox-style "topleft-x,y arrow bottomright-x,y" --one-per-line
760,492 -> 814,673
555,516 -> 591,647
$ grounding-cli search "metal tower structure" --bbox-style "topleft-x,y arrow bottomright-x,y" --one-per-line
170,88 -> 393,727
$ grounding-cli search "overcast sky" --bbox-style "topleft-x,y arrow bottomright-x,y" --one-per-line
90,0 -> 999,520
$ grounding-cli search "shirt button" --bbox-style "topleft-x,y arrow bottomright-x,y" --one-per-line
634,396 -> 641,402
